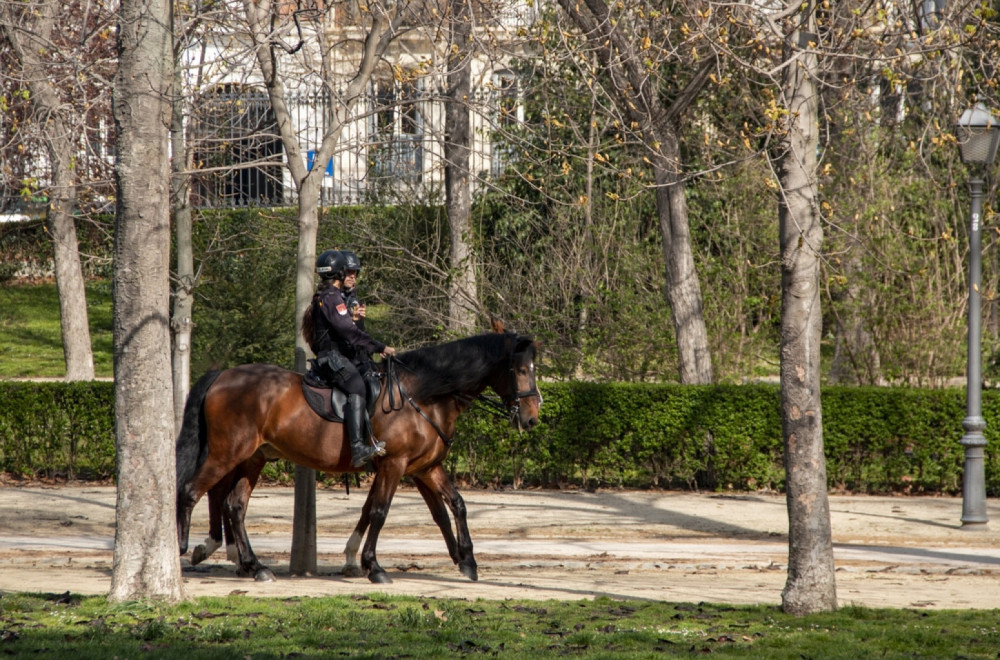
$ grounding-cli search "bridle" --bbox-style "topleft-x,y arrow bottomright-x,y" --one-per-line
499,342 -> 542,427
455,336 -> 541,427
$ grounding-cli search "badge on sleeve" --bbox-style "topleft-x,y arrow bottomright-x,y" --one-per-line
336,303 -> 349,316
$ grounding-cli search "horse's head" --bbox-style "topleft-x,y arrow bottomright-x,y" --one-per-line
492,335 -> 542,431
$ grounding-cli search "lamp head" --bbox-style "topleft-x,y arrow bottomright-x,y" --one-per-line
956,104 -> 1000,167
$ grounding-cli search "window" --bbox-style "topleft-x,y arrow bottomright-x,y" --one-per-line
190,85 -> 283,208
369,77 -> 424,185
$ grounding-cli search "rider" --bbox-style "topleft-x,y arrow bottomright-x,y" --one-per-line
340,250 -> 366,328
308,249 -> 396,467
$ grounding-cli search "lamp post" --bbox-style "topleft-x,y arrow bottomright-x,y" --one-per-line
955,103 -> 1000,528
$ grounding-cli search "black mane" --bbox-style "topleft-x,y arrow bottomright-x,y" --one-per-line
394,332 -> 533,402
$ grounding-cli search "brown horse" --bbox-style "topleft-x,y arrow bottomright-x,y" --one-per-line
175,331 -> 541,583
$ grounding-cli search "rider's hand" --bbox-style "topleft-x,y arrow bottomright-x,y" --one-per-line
381,346 -> 396,358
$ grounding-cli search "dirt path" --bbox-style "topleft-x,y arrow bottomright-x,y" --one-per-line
1,484 -> 999,609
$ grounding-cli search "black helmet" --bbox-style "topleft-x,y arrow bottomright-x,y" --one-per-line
341,250 -> 362,274
316,249 -> 345,280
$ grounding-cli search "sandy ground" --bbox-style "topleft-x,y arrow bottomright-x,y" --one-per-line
1,483 -> 1000,609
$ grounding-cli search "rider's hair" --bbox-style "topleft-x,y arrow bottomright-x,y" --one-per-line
301,304 -> 316,354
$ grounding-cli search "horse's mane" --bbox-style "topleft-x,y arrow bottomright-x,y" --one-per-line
393,332 -> 534,402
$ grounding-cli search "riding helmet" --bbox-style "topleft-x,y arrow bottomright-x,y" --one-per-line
341,250 -> 362,274
315,249 -> 343,280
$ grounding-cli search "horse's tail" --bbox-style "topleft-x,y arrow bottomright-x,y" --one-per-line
176,369 -> 222,497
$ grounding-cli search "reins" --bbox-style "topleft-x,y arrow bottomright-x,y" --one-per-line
382,356 -> 456,447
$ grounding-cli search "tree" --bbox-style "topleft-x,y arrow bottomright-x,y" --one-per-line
0,0 -> 113,381
770,0 -> 836,615
444,0 -> 478,333
238,0 -> 404,573
170,3 -> 195,433
109,0 -> 183,602
553,0 -> 715,384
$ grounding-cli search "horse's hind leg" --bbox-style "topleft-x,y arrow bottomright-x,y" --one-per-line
413,475 -> 460,562
222,455 -> 274,582
190,475 -> 232,566
416,464 -> 477,581
177,484 -> 196,557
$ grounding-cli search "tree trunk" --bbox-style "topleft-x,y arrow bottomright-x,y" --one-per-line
49,154 -> 95,381
291,175 -> 321,576
171,34 -> 195,434
651,135 -> 713,384
110,0 -> 184,603
776,5 -> 837,615
0,1 -> 94,381
829,249 -> 880,385
445,0 -> 478,333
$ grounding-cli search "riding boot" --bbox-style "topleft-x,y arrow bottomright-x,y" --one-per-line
346,393 -> 385,468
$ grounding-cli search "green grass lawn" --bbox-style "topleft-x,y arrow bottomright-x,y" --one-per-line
0,593 -> 998,659
0,281 -> 113,378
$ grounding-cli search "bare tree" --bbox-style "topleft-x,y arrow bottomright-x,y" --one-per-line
109,0 -> 183,601
553,0 -> 714,384
238,0 -> 404,573
170,5 -> 196,433
444,0 -> 478,332
0,0 -> 113,381
769,2 -> 836,615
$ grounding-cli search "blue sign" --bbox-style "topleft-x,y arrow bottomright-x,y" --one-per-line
307,150 -> 334,176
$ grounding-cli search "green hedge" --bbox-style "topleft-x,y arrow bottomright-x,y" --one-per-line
453,384 -> 983,494
0,381 -> 116,479
1,380 -> 993,494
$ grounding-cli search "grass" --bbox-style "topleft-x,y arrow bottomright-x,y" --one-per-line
0,592 -> 998,658
0,280 -> 113,378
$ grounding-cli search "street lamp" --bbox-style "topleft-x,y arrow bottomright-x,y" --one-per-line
955,103 -> 1000,528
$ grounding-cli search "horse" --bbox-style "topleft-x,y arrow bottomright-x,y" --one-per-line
175,331 -> 541,583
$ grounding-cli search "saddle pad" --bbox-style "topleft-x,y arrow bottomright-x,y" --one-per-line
301,379 -> 346,423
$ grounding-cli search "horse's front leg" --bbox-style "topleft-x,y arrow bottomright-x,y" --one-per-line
360,460 -> 405,584
342,484 -> 376,578
417,464 -> 477,581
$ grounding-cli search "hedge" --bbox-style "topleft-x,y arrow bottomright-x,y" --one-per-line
1,380 -> 994,494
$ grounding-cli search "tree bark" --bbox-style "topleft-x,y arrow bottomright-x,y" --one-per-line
0,1 -> 94,381
110,0 -> 184,602
445,0 -> 478,333
775,4 -> 837,615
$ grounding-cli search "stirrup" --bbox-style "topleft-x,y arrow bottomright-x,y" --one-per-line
351,440 -> 386,468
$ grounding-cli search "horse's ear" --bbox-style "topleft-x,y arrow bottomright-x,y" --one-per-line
490,317 -> 505,334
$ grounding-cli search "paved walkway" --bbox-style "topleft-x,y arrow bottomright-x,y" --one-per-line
1,485 -> 999,608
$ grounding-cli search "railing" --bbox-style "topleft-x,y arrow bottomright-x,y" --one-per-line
187,85 -> 514,209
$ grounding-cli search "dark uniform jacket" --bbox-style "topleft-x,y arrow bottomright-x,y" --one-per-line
312,285 -> 385,366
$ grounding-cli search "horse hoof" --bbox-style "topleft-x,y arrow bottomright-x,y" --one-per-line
255,568 -> 276,583
459,561 -> 479,582
368,570 -> 393,584
342,564 -> 365,578
191,545 -> 208,566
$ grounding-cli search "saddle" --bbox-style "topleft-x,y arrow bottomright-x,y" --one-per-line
301,367 -> 381,423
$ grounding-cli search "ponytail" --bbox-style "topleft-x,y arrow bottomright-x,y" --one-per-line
301,293 -> 319,353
